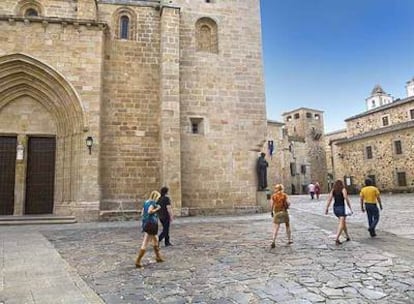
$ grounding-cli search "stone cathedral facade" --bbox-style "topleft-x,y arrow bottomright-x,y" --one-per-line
0,0 -> 266,220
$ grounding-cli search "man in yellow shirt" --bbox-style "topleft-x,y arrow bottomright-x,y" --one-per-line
360,178 -> 383,237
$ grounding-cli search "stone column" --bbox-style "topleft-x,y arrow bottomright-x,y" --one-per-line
13,135 -> 27,215
159,5 -> 182,214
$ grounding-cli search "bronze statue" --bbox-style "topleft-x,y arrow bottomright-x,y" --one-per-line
256,152 -> 268,191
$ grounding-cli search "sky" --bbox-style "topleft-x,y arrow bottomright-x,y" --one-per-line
260,0 -> 414,133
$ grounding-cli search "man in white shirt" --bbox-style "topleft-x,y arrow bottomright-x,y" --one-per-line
308,183 -> 315,199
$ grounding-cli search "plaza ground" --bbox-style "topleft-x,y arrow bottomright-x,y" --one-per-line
1,193 -> 414,303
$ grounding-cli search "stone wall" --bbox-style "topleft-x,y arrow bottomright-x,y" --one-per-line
98,3 -> 162,211
333,99 -> 414,193
177,0 -> 266,213
0,0 -> 78,18
346,99 -> 414,137
334,130 -> 414,192
0,0 -> 267,219
0,8 -> 105,218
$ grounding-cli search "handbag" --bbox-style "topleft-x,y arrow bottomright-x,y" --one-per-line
143,218 -> 158,235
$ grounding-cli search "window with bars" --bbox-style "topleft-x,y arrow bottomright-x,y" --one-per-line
366,146 -> 373,159
397,172 -> 407,186
381,115 -> 389,126
394,140 -> 402,155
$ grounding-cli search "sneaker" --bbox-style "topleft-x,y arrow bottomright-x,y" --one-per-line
271,242 -> 275,249
165,243 -> 173,247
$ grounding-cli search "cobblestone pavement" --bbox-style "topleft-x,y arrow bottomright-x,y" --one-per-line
34,193 -> 414,304
38,195 -> 414,304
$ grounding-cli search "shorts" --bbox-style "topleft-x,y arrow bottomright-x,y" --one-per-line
143,221 -> 158,235
333,205 -> 346,217
273,211 -> 290,224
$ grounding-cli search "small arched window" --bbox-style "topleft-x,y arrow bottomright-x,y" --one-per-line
196,17 -> 218,53
113,7 -> 136,40
16,0 -> 43,17
25,8 -> 38,17
120,16 -> 129,39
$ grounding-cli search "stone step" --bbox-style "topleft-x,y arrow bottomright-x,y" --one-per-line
99,209 -> 140,221
0,215 -> 77,225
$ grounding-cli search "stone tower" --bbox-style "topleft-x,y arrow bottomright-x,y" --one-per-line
282,108 -> 327,192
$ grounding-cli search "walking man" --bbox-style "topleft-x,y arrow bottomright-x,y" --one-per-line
360,178 -> 382,237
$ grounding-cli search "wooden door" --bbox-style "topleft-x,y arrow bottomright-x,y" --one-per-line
0,136 -> 17,215
25,137 -> 56,214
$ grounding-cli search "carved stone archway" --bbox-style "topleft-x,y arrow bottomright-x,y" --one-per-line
0,53 -> 89,214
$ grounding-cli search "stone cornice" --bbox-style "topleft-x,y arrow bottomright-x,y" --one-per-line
335,120 -> 414,145
0,15 -> 107,30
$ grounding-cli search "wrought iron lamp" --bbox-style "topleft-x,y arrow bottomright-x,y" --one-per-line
86,136 -> 93,155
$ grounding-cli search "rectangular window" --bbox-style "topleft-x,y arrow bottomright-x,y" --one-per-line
366,146 -> 373,159
397,172 -> 407,186
410,109 -> 414,120
314,114 -> 320,120
394,140 -> 402,155
306,112 -> 312,118
300,164 -> 306,174
189,117 -> 204,135
382,116 -> 389,126
294,113 -> 300,119
290,162 -> 296,176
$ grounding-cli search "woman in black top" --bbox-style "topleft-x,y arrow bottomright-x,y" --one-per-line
325,180 -> 353,245
158,187 -> 174,246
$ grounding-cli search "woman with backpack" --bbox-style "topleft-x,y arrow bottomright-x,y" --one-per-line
270,184 -> 293,248
135,190 -> 164,268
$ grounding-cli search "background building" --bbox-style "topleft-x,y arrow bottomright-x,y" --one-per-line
0,0 -> 266,220
327,82 -> 414,193
265,108 -> 327,195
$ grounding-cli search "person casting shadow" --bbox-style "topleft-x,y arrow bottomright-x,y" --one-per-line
135,191 -> 164,268
270,184 -> 292,248
158,187 -> 174,246
325,180 -> 353,245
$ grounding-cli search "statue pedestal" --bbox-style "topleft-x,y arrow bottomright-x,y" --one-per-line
256,191 -> 271,212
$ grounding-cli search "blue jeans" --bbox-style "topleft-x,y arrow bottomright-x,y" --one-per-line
365,203 -> 380,230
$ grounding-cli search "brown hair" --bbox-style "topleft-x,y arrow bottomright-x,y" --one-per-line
333,180 -> 344,194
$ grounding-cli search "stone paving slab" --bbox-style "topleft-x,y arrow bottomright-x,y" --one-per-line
0,232 -> 104,304
42,204 -> 414,303
1,193 -> 414,303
